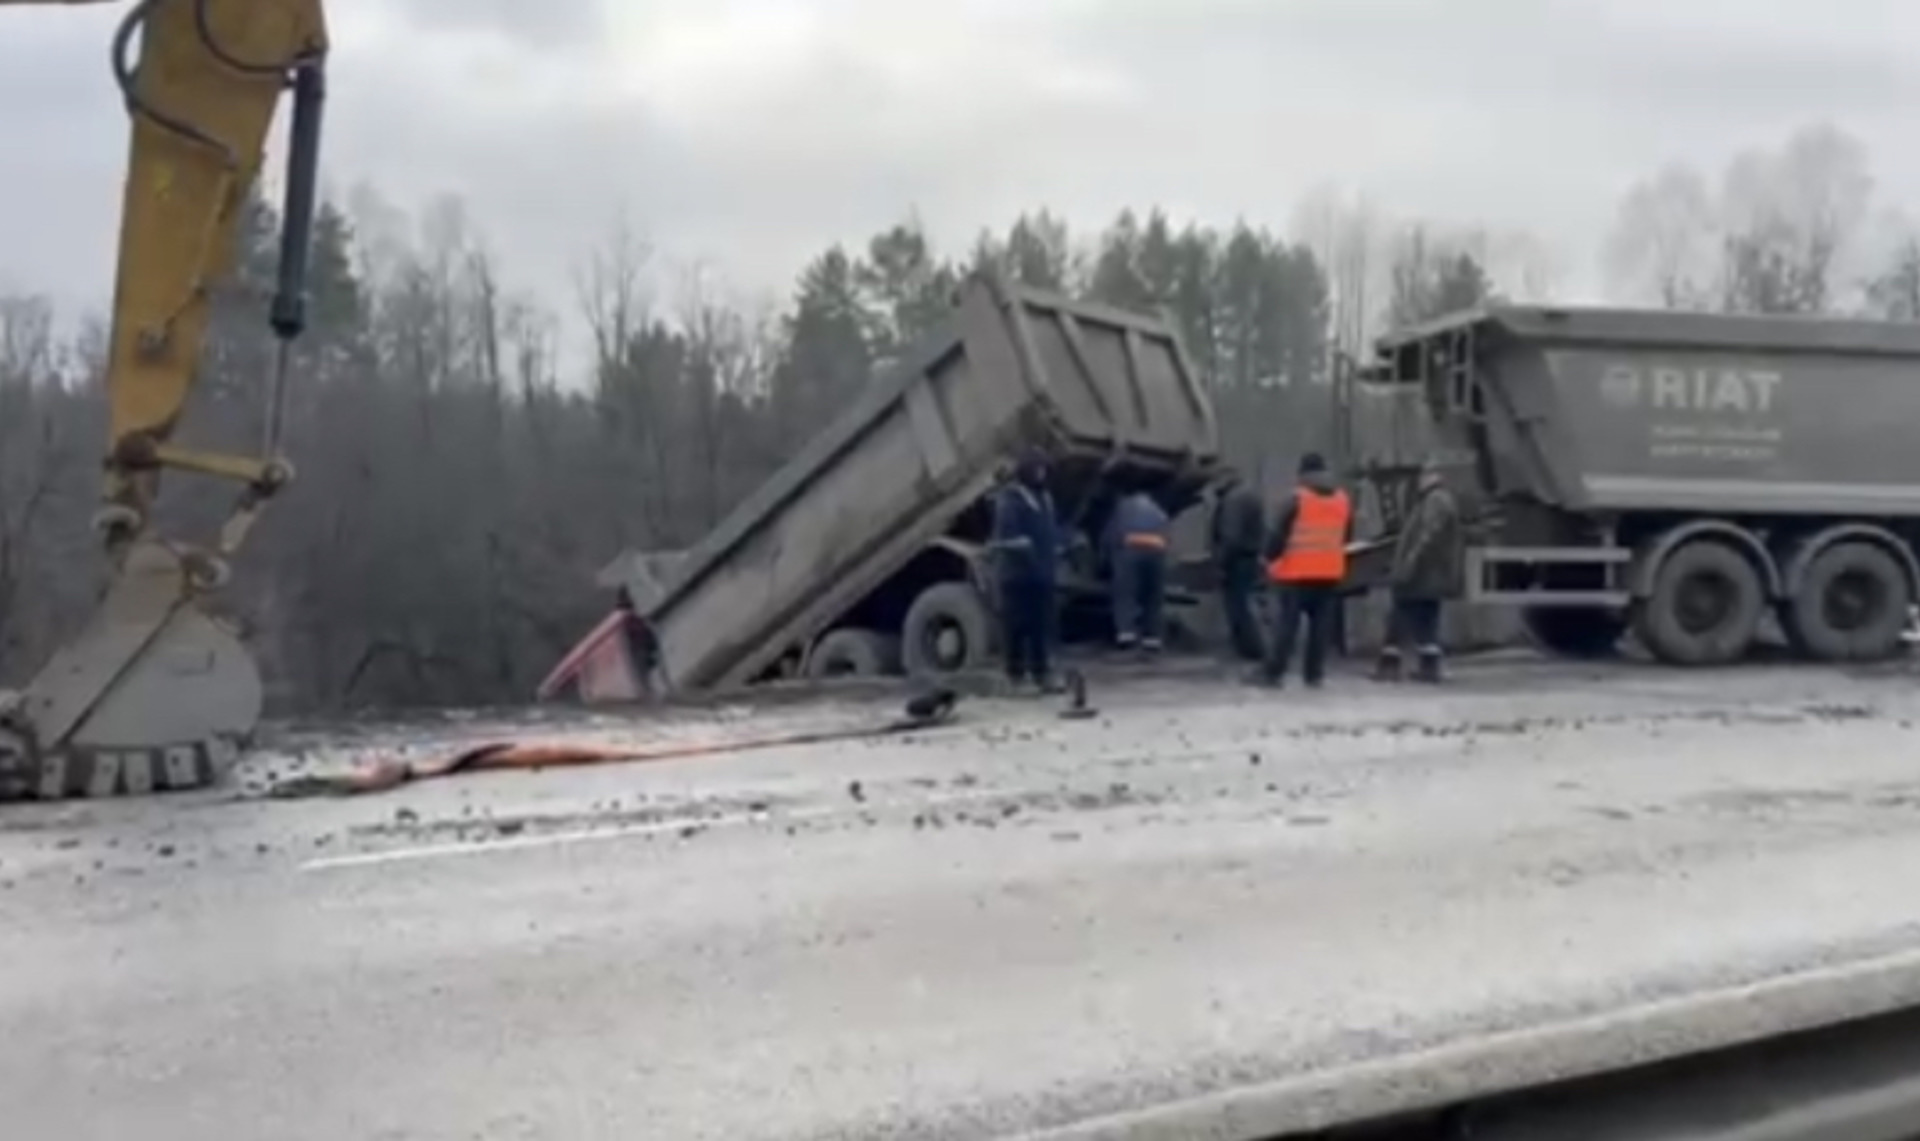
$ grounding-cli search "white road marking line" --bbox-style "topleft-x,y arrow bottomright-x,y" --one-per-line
300,787 -> 1018,873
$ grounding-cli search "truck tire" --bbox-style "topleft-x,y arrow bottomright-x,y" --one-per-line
902,582 -> 995,678
1521,607 -> 1626,659
1782,541 -> 1911,662
804,629 -> 901,679
1633,540 -> 1765,666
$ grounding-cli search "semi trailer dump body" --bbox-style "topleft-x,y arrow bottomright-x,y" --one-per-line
625,275 -> 1219,695
1367,305 -> 1920,666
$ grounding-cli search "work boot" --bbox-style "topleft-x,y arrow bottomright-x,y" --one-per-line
1414,650 -> 1444,684
1371,653 -> 1403,683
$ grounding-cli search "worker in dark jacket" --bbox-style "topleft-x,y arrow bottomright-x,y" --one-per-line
1104,483 -> 1171,652
1209,467 -> 1266,662
989,449 -> 1062,692
1376,460 -> 1465,683
1256,452 -> 1354,688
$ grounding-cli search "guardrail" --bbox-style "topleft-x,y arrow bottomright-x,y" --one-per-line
1302,999 -> 1920,1140
1020,946 -> 1920,1141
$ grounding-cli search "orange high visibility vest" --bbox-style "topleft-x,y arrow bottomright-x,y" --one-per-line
1269,487 -> 1352,583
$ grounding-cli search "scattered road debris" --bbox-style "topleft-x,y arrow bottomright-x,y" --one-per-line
1059,669 -> 1097,720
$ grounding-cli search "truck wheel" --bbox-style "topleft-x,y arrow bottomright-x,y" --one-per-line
902,583 -> 994,677
804,629 -> 901,679
1633,540 -> 1764,666
1521,607 -> 1625,659
1782,542 -> 1911,662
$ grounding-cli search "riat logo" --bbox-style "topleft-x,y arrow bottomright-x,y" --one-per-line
1596,362 -> 1783,414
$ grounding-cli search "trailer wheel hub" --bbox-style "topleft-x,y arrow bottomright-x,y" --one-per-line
929,624 -> 966,669
1823,569 -> 1884,633
1675,571 -> 1738,635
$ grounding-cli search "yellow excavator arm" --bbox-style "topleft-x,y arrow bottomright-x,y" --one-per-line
0,0 -> 328,800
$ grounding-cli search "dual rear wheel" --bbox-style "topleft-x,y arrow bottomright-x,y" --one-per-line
1780,541 -> 1912,662
1633,539 -> 1768,665
804,582 -> 998,682
1525,537 -> 1913,666
803,628 -> 903,680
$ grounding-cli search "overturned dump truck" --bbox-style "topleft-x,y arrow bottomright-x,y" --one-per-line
1371,305 -> 1920,665
622,274 -> 1219,694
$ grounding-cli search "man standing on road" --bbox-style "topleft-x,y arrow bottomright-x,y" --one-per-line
1375,459 -> 1465,683
1209,466 -> 1267,663
1256,452 -> 1354,689
990,449 -> 1062,693
1104,481 -> 1171,654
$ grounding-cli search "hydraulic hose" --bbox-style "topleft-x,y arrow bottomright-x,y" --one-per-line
111,0 -> 236,167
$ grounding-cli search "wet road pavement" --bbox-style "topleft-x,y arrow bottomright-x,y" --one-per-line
9,655 -> 1920,1139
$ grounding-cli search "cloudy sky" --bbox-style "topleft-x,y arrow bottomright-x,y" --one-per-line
6,0 -> 1920,335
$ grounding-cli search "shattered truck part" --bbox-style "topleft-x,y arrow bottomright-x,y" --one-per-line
1,540 -> 259,800
1367,306 -> 1920,666
627,273 -> 1219,696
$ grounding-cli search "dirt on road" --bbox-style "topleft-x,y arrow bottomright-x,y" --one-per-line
6,654 -> 1920,1140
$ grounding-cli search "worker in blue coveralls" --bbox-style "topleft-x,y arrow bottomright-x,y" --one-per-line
1104,480 -> 1171,654
989,448 -> 1062,693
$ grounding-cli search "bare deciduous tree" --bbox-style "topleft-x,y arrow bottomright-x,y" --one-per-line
0,296 -> 98,682
1867,230 -> 1920,321
1608,124 -> 1875,315
1718,123 -> 1873,315
1605,164 -> 1718,309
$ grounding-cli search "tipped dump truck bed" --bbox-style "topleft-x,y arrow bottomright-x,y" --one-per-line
639,275 -> 1219,693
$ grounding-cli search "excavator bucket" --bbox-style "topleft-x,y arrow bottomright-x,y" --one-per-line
0,541 -> 260,800
0,0 -> 328,801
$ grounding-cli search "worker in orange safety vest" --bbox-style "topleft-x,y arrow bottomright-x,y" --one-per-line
1254,452 -> 1354,688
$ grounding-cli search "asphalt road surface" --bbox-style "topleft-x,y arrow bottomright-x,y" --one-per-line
10,655 -> 1920,1139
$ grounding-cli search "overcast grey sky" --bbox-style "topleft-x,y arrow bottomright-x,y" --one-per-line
6,0 -> 1920,330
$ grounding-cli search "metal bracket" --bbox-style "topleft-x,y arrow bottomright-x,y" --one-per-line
1466,545 -> 1632,607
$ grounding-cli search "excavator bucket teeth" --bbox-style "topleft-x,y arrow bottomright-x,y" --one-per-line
0,541 -> 260,801
0,728 -> 240,801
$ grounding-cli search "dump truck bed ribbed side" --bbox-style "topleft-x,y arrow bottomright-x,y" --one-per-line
642,276 -> 1218,692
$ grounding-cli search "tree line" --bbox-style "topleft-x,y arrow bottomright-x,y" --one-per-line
1605,122 -> 1917,317
0,120 -> 1907,711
